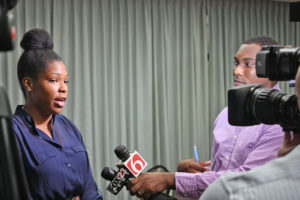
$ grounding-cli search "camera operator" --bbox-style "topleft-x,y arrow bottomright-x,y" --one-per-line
200,66 -> 300,200
127,36 -> 285,200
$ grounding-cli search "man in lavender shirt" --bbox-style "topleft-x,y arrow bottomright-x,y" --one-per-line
200,52 -> 300,200
127,36 -> 285,200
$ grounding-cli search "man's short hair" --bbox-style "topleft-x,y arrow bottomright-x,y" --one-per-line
243,36 -> 279,47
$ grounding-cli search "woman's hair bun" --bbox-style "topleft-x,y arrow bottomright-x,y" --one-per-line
20,29 -> 54,51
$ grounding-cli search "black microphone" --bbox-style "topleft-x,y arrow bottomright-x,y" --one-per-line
101,145 -> 148,195
101,145 -> 177,200
101,166 -> 177,200
114,145 -> 130,161
101,167 -> 117,181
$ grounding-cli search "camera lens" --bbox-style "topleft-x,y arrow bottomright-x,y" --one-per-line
271,48 -> 300,80
256,46 -> 300,81
228,84 -> 300,132
249,87 -> 285,124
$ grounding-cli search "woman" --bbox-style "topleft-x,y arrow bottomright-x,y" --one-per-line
12,29 -> 103,200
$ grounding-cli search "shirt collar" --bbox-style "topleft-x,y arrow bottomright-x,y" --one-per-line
15,105 -> 35,125
14,105 -> 57,135
273,83 -> 280,91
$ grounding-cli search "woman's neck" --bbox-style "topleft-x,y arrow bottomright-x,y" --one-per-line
23,104 -> 54,140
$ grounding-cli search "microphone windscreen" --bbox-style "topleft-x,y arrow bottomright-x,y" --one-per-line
114,145 -> 130,161
101,167 -> 116,181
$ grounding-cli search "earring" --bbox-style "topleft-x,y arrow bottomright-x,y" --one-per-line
27,88 -> 31,92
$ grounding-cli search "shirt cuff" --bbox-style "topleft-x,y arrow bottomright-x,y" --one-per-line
175,172 -> 204,199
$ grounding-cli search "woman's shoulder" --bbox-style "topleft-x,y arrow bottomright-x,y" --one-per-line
55,114 -> 77,129
55,113 -> 71,123
11,106 -> 31,129
54,114 -> 82,138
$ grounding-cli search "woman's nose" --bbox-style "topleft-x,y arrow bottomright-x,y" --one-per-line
59,81 -> 68,92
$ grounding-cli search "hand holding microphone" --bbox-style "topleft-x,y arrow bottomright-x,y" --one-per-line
101,145 -> 147,195
101,145 -> 177,200
126,172 -> 176,199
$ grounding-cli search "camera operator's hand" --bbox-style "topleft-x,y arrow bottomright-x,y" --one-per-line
278,131 -> 300,157
177,159 -> 211,173
126,172 -> 175,199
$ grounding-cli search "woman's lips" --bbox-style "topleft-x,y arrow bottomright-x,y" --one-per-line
54,98 -> 66,108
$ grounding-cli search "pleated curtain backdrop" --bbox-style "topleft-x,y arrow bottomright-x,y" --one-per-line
0,0 -> 299,199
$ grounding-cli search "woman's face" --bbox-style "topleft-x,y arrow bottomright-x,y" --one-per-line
26,61 -> 69,115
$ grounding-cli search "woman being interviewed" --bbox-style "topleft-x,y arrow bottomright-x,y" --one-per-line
12,29 -> 103,200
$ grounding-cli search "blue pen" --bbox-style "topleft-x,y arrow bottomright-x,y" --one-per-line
193,145 -> 199,163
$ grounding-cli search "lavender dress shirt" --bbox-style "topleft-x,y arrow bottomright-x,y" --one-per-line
175,84 -> 285,199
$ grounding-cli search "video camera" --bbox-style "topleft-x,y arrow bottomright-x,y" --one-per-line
256,46 -> 300,81
0,0 -> 17,51
228,45 -> 300,132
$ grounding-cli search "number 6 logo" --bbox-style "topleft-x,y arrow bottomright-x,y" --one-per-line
124,151 -> 148,177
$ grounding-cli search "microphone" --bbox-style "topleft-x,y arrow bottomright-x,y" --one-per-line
114,145 -> 148,177
101,167 -> 117,181
101,165 -> 131,195
101,145 -> 177,200
101,145 -> 148,195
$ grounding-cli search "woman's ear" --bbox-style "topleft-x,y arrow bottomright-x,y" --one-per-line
22,77 -> 33,92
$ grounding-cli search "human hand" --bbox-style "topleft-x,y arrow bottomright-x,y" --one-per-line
278,131 -> 300,157
126,172 -> 175,199
177,159 -> 211,173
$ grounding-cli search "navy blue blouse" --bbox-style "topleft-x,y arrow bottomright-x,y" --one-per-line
12,105 -> 103,200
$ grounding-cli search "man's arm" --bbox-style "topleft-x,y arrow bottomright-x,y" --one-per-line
176,124 -> 284,199
128,124 -> 284,199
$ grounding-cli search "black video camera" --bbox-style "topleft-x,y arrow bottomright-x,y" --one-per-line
256,45 -> 300,81
228,45 -> 300,132
0,0 -> 18,51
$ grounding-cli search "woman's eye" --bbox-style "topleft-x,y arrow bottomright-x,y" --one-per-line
49,79 -> 57,82
64,80 -> 69,84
